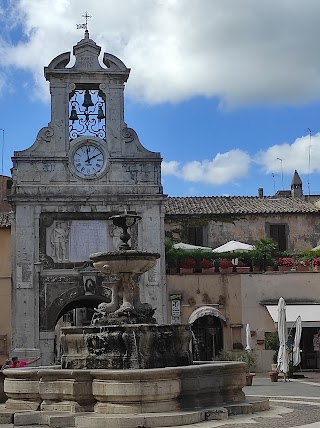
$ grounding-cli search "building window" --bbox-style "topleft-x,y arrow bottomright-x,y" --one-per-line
268,224 -> 287,252
187,226 -> 204,246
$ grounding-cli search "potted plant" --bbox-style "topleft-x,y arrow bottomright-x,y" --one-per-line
179,258 -> 196,274
313,257 -> 320,272
200,259 -> 214,274
214,350 -> 256,385
238,351 -> 257,385
219,259 -> 233,273
251,238 -> 277,271
166,248 -> 179,274
277,257 -> 294,271
295,259 -> 310,272
265,332 -> 280,381
236,260 -> 250,273
250,249 -> 262,272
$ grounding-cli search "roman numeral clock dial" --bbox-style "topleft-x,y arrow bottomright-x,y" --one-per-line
70,142 -> 108,179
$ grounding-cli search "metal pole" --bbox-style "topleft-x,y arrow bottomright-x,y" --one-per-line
307,128 -> 312,200
277,158 -> 284,190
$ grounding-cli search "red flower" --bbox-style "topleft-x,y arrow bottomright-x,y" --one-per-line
200,259 -> 213,269
313,258 -> 320,266
180,258 -> 196,269
219,259 -> 233,268
277,257 -> 294,267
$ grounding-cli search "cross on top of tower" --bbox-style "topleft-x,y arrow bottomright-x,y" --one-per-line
76,11 -> 92,37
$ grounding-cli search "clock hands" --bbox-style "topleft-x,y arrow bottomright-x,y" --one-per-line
85,152 -> 102,163
85,145 -> 90,163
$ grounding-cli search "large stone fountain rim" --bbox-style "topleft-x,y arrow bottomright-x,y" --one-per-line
3,361 -> 246,377
90,250 -> 160,262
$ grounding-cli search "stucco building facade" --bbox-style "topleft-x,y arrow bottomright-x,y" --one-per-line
167,271 -> 320,371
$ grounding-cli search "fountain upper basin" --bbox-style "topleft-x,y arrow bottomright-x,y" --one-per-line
90,250 -> 160,274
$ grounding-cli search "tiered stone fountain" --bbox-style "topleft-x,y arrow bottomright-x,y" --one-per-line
1,213 -> 269,427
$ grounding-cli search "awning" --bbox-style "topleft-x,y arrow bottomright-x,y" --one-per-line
188,305 -> 226,324
265,304 -> 320,327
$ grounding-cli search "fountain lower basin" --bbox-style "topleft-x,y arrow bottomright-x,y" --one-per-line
3,361 -> 247,416
60,324 -> 192,369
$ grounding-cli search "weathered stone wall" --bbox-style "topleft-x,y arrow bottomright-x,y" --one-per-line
165,212 -> 320,251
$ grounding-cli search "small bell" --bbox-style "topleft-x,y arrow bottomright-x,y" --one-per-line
82,90 -> 94,108
97,105 -> 105,122
69,106 -> 79,123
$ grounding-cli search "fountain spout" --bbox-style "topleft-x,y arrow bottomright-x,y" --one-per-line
109,210 -> 141,250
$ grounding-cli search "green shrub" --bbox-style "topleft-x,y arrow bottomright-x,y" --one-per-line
233,342 -> 244,350
265,332 -> 279,350
214,350 -> 256,373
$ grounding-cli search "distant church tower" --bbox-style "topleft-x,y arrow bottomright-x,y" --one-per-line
9,29 -> 166,364
291,170 -> 303,198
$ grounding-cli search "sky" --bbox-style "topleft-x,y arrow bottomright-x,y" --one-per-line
2,0 -> 320,197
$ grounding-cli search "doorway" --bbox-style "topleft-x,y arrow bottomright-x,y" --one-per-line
191,314 -> 223,361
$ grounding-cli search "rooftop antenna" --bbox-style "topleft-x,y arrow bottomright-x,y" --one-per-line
0,129 -> 4,176
307,128 -> 314,200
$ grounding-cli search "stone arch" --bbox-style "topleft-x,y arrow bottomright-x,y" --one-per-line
41,284 -> 112,331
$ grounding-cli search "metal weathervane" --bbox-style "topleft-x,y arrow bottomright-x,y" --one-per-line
77,11 -> 92,30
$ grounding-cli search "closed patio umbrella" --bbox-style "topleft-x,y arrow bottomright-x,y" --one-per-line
173,242 -> 212,252
245,323 -> 251,351
292,316 -> 302,366
277,297 -> 289,375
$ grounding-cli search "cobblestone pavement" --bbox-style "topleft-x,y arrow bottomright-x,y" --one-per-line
225,403 -> 320,427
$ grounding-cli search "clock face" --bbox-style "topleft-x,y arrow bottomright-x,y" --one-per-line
73,144 -> 105,176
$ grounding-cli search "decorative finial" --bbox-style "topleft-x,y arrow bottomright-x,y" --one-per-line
76,11 -> 92,38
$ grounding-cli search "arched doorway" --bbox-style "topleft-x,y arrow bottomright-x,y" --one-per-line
189,306 -> 225,361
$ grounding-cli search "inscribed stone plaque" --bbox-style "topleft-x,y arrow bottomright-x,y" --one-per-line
69,220 -> 109,262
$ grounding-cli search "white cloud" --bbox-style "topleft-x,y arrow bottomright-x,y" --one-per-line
162,149 -> 251,185
162,160 -> 180,176
256,132 -> 320,174
2,0 -> 320,106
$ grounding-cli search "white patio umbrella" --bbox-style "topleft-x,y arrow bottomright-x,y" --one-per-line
277,297 -> 289,375
292,316 -> 302,366
212,240 -> 255,253
245,323 -> 251,351
173,242 -> 212,252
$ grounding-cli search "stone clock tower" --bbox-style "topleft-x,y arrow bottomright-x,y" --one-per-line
9,30 -> 166,364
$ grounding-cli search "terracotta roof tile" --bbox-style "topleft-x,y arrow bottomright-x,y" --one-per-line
164,197 -> 320,215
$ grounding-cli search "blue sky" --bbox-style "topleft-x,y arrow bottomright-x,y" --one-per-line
2,0 -> 320,197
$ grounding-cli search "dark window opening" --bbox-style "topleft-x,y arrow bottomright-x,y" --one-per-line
269,224 -> 287,252
187,226 -> 204,246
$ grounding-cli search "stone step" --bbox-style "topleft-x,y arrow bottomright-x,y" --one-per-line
1,398 -> 269,427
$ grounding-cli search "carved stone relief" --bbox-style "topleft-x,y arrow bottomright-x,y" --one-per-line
109,223 -> 127,250
46,221 -> 70,263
